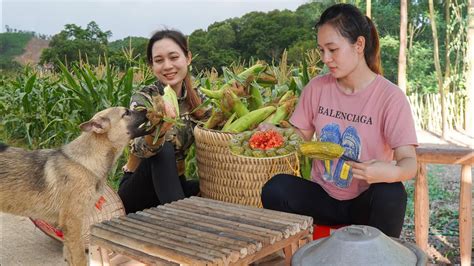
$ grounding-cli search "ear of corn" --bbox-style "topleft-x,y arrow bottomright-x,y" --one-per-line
222,63 -> 266,89
163,85 -> 179,117
221,112 -> 237,132
204,109 -> 225,129
256,71 -> 278,86
248,83 -> 264,111
199,87 -> 224,99
265,97 -> 297,125
278,90 -> 295,104
299,141 -> 345,160
225,106 -> 276,133
223,88 -> 249,118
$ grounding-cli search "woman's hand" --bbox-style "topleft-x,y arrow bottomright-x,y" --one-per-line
122,153 -> 141,173
160,100 -> 177,133
348,160 -> 399,184
347,145 -> 417,184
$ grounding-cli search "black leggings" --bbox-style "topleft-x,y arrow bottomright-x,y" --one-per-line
118,142 -> 199,214
261,174 -> 407,238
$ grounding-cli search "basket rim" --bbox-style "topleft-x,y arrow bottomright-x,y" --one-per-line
230,151 -> 299,160
195,124 -> 238,134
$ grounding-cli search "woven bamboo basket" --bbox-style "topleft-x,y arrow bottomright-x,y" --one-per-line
30,184 -> 125,247
194,126 -> 300,207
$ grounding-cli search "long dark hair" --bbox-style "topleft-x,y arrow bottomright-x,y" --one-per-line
146,29 -> 205,118
315,4 -> 382,75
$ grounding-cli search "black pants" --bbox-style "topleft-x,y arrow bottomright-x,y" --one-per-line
261,174 -> 407,238
118,142 -> 199,214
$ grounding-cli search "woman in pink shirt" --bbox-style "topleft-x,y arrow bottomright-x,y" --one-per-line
261,4 -> 418,238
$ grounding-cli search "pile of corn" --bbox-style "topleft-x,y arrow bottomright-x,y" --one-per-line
199,63 -> 298,133
229,128 -> 302,158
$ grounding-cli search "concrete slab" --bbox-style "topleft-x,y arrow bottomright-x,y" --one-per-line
1,213 -> 66,266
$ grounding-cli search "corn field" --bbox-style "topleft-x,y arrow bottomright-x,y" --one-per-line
408,92 -> 466,132
0,62 -> 156,187
0,51 -> 318,185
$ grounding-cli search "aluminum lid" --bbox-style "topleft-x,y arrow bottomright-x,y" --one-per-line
292,225 -> 426,266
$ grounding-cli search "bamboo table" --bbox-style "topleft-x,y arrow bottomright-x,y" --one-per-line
414,130 -> 473,266
88,196 -> 313,265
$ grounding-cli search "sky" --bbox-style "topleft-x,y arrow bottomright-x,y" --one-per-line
1,0 -> 308,41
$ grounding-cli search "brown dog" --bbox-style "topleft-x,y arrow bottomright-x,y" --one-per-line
0,107 -> 147,265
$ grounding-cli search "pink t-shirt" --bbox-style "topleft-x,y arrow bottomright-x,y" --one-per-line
290,74 -> 418,200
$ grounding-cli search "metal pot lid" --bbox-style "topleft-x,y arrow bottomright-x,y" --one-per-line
292,225 -> 424,266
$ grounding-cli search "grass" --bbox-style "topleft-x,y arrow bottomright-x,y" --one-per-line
403,167 -> 455,234
402,165 -> 461,264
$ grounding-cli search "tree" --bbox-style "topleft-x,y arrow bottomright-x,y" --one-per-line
366,0 -> 371,18
189,5 -> 318,72
40,21 -> 112,66
466,0 -> 474,135
428,0 -> 447,138
398,0 -> 408,93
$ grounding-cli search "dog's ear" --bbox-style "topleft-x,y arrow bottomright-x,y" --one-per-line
79,117 -> 111,134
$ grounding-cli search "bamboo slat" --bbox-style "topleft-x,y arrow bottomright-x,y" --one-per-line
166,202 -> 291,236
125,213 -> 249,259
115,216 -> 241,262
177,198 -> 306,231
190,196 -> 312,228
102,219 -> 230,264
91,224 -> 215,265
90,236 -> 179,266
144,208 -> 262,253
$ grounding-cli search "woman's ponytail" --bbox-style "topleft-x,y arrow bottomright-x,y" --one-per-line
364,16 -> 383,75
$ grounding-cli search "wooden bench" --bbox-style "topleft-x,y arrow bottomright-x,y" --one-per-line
414,130 -> 473,266
88,196 -> 313,265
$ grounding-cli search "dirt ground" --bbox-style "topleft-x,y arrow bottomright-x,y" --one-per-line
0,213 -> 66,265
13,37 -> 50,66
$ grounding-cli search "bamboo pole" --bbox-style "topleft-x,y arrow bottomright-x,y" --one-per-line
90,236 -> 179,266
103,219 -> 231,264
183,197 -> 310,228
91,224 -> 213,265
116,216 -> 241,262
177,198 -> 304,231
190,197 -> 312,225
127,212 -> 250,258
144,208 -> 263,252
169,202 -> 284,242
142,208 -> 260,254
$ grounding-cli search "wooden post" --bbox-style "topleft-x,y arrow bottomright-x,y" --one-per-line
459,164 -> 472,266
88,245 -> 104,266
99,247 -> 110,266
414,162 -> 429,252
